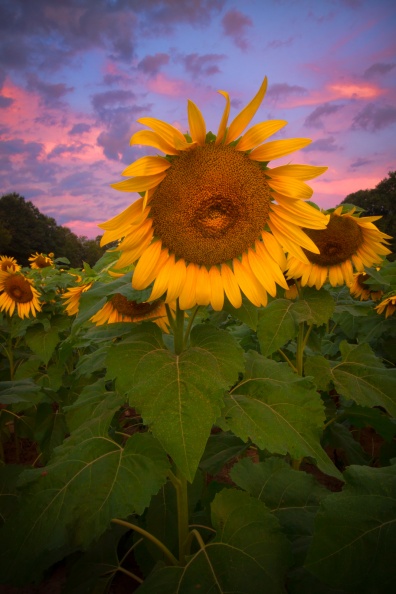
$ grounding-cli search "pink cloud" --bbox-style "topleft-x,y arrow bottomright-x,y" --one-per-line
146,73 -> 192,97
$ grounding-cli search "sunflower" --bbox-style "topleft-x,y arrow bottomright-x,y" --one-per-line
99,77 -> 329,311
0,270 -> 41,318
286,206 -> 392,289
29,252 -> 54,269
90,293 -> 173,332
375,293 -> 396,319
0,255 -> 21,273
284,278 -> 299,300
62,282 -> 93,316
349,271 -> 383,302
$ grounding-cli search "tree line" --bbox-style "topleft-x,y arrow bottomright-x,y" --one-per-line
0,193 -> 106,267
1,172 -> 395,268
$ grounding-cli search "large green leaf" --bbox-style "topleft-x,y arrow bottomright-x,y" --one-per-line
0,378 -> 42,405
305,464 -> 396,593
0,432 -> 170,585
64,379 -> 124,433
106,323 -> 244,481
138,489 -> 291,594
297,286 -> 335,327
222,351 -> 341,479
257,299 -> 300,356
306,341 -> 396,417
24,323 -> 60,365
230,457 -> 329,541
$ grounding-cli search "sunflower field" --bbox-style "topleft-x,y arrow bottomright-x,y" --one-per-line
1,79 -> 396,593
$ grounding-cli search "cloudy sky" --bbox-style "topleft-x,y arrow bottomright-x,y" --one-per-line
1,0 -> 395,239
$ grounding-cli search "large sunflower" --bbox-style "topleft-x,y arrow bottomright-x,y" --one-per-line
286,206 -> 392,289
62,282 -> 93,316
99,77 -> 328,310
0,270 -> 41,318
90,293 -> 173,332
29,252 -> 54,269
0,256 -> 21,273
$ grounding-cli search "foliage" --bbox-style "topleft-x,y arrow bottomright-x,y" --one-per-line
1,254 -> 396,592
0,193 -> 105,267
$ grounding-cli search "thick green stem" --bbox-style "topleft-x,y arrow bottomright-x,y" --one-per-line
183,305 -> 200,348
296,322 -> 305,376
173,301 -> 185,355
173,468 -> 190,564
111,518 -> 178,566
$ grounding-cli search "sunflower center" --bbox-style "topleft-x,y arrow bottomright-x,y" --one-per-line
4,276 -> 33,303
149,143 -> 271,266
1,260 -> 15,272
35,256 -> 51,268
111,293 -> 159,317
303,214 -> 364,266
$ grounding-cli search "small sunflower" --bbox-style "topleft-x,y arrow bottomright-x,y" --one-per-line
284,278 -> 299,300
90,293 -> 173,332
375,293 -> 396,319
99,77 -> 328,311
286,206 -> 392,289
62,282 -> 93,316
0,255 -> 21,273
349,271 -> 383,302
29,252 -> 54,269
0,270 -> 41,318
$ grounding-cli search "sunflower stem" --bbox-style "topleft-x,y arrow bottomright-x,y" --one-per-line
296,322 -> 306,376
183,305 -> 200,349
174,466 -> 190,564
173,300 -> 185,355
111,518 -> 178,566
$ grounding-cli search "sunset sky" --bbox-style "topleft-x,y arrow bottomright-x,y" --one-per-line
1,0 -> 395,239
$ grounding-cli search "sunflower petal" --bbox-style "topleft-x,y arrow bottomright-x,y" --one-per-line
165,258 -> 187,302
187,100 -> 207,145
99,197 -> 145,231
121,156 -> 171,177
221,263 -> 242,308
249,138 -> 312,162
195,266 -> 211,305
226,77 -> 268,144
149,254 -> 175,300
130,130 -> 180,155
215,90 -> 230,145
233,256 -> 268,307
247,248 -> 277,297
179,263 -> 198,310
236,120 -> 287,152
209,266 -> 224,311
138,117 -> 188,149
267,176 -> 313,200
111,172 -> 167,193
269,164 -> 328,180
132,241 -> 163,289
269,211 -> 320,253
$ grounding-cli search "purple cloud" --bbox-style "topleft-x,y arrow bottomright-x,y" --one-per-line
180,53 -> 225,77
363,62 -> 396,79
304,136 -> 341,152
0,95 -> 14,108
136,0 -> 225,29
26,74 -> 74,106
266,37 -> 295,50
304,103 -> 344,128
138,53 -> 170,77
267,83 -> 307,101
69,123 -> 91,136
221,9 -> 253,50
350,157 -> 373,169
352,103 -> 396,132
47,144 -> 89,160
0,138 -> 44,159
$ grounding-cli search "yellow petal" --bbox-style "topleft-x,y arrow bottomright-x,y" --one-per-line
267,176 -> 313,200
165,258 -> 187,302
269,211 -> 320,253
221,263 -> 242,308
273,195 -> 328,229
233,255 -> 268,307
121,156 -> 171,177
209,266 -> 224,311
132,240 -> 163,289
268,164 -> 328,180
254,241 -> 289,289
130,130 -> 180,155
226,77 -> 268,144
268,220 -> 310,264
249,138 -> 312,162
272,203 -> 327,230
137,117 -> 188,149
261,231 -> 287,270
187,100 -> 207,145
236,120 -> 287,152
115,231 -> 153,269
215,90 -> 230,145
148,254 -> 175,300
195,266 -> 211,305
247,248 -> 277,297
117,219 -> 153,251
111,172 -> 167,192
99,197 -> 145,231
179,263 -> 198,310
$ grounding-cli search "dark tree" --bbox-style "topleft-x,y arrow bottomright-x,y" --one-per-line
341,171 -> 396,259
0,193 -> 105,267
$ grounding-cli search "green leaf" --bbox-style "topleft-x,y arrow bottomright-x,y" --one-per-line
0,465 -> 24,525
340,403 -> 396,442
199,431 -> 249,475
139,489 -> 291,594
64,380 -> 125,433
222,351 -> 341,479
305,464 -> 396,592
24,324 -> 60,365
257,299 -> 299,356
33,403 -> 69,462
106,324 -> 244,481
223,296 -> 259,330
231,457 -> 329,541
333,342 -> 396,416
323,422 -> 369,465
0,379 -> 41,405
0,432 -> 170,585
298,287 -> 335,326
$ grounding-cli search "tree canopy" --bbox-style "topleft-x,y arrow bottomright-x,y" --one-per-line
0,193 -> 105,267
341,171 -> 396,258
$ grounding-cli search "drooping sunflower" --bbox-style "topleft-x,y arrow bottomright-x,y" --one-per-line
0,270 -> 41,318
90,293 -> 173,332
29,252 -> 54,269
99,77 -> 329,311
349,271 -> 383,302
286,206 -> 392,289
62,282 -> 93,316
375,293 -> 396,318
0,255 -> 21,273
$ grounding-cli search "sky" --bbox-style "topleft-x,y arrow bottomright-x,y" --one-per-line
0,0 -> 395,240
